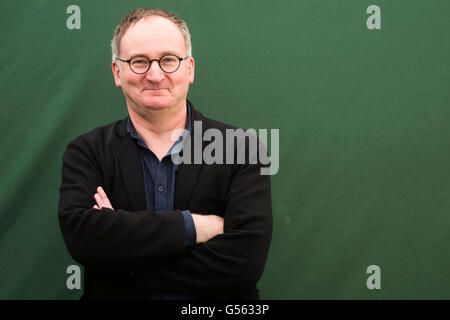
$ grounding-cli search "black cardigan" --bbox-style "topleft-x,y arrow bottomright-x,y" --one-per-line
58,102 -> 273,299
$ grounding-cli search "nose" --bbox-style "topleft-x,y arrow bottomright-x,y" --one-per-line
145,60 -> 165,83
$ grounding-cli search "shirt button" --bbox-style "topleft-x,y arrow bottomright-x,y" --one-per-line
157,185 -> 164,192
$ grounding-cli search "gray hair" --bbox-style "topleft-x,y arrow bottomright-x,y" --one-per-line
111,8 -> 192,61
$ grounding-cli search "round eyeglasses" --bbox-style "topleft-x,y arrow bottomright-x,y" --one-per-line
116,54 -> 189,74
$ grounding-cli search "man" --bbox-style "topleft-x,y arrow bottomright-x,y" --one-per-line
58,8 -> 272,300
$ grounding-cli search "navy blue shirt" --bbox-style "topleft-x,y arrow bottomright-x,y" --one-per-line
127,104 -> 198,299
126,104 -> 196,247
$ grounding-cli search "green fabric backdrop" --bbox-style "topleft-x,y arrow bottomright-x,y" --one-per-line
0,0 -> 449,299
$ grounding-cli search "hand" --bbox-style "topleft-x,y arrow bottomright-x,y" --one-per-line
93,186 -> 114,210
191,213 -> 224,243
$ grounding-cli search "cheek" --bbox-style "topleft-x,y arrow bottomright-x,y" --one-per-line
122,74 -> 143,89
173,78 -> 190,94
175,71 -> 192,88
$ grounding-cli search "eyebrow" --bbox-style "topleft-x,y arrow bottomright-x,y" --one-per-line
128,51 -> 182,58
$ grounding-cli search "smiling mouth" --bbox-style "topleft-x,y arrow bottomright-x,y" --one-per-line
142,88 -> 169,96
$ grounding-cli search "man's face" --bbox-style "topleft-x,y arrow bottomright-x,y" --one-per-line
112,16 -> 194,114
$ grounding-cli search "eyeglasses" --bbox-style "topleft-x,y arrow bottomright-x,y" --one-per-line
116,54 -> 189,74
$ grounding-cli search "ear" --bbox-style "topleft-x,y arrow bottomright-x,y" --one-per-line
187,56 -> 195,84
112,60 -> 122,87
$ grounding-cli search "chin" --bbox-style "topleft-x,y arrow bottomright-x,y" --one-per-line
141,97 -> 173,110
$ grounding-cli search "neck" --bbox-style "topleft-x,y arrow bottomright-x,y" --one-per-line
128,101 -> 187,139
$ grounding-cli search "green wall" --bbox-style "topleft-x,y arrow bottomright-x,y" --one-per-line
0,0 -> 449,299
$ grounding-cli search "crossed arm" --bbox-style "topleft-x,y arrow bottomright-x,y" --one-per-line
93,186 -> 224,244
59,135 -> 272,291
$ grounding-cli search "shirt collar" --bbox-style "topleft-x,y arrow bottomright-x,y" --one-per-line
127,102 -> 192,155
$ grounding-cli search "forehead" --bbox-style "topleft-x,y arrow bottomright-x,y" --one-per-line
120,16 -> 186,57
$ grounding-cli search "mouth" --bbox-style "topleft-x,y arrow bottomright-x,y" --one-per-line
142,88 -> 169,96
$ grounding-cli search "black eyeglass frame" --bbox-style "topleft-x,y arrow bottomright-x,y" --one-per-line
116,54 -> 189,74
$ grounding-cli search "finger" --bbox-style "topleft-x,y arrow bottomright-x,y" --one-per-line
94,193 -> 104,208
97,187 -> 112,207
93,204 -> 100,210
97,186 -> 108,201
96,187 -> 114,210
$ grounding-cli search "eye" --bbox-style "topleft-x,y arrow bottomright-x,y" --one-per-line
132,58 -> 148,65
161,56 -> 178,63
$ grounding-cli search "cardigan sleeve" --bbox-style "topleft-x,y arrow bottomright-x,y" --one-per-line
136,160 -> 273,291
57,136 -> 188,271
